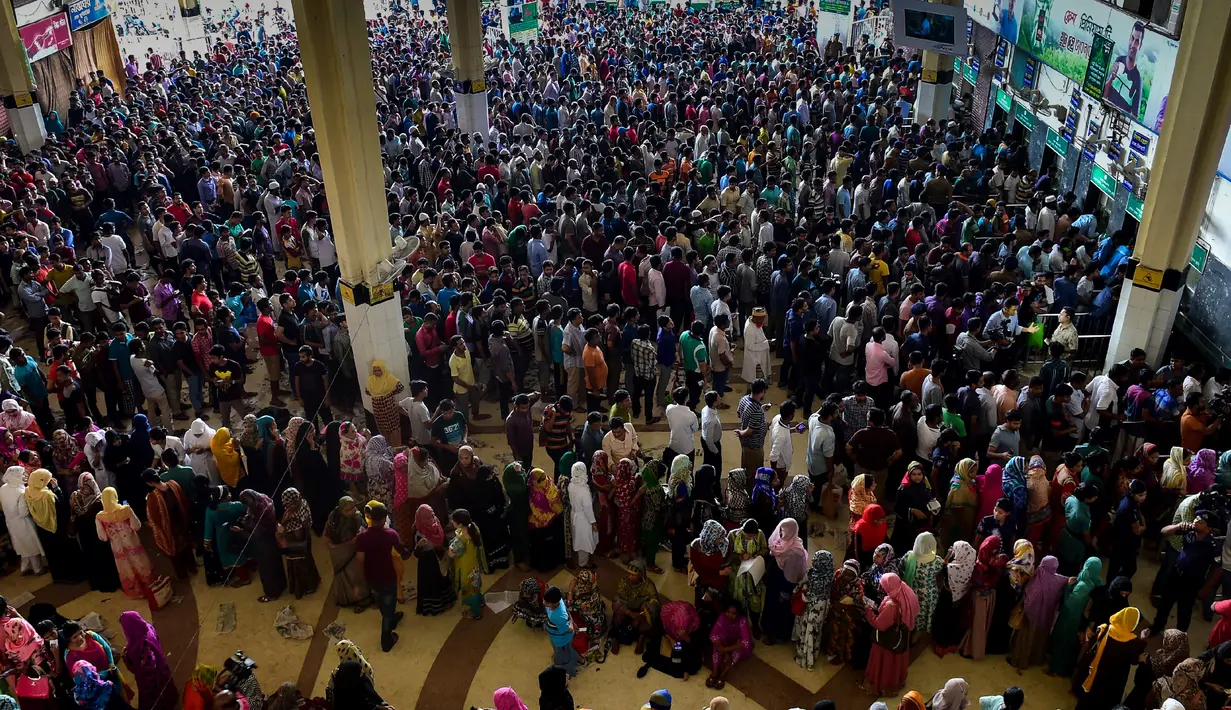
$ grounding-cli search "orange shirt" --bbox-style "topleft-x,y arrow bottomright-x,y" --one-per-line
1181,411 -> 1207,453
583,344 -> 608,389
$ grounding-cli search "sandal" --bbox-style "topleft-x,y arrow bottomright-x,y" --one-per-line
258,595 -> 276,603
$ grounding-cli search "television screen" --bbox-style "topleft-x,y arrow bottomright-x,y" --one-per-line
902,9 -> 955,45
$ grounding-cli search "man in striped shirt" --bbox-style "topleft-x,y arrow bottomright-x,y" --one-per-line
736,378 -> 771,476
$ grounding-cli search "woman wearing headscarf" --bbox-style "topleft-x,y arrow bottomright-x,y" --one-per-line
365,360 -> 405,446
322,496 -> 370,610
527,467 -> 565,572
568,568 -> 607,638
901,532 -> 942,635
68,472 -> 121,591
1001,456 -> 1028,529
1189,448 -> 1217,493
0,400 -> 41,438
237,415 -> 275,495
210,427 -> 243,489
666,455 -> 693,572
336,423 -> 367,498
51,430 -> 81,478
141,468 -> 197,579
362,436 -> 396,513
183,419 -> 218,486
91,486 -> 154,597
1007,555 -> 1071,669
932,540 -> 976,657
62,620 -> 130,705
511,577 -> 547,628
985,538 -> 1035,656
4,616 -> 56,708
852,504 -> 888,569
689,520 -> 731,612
448,508 -> 486,619
780,473 -> 812,540
1126,629 -> 1190,710
588,451 -> 616,557
278,488 -> 320,599
863,543 -> 901,604
613,457 -> 642,562
26,468 -> 82,584
749,467 -> 779,533
502,462 -> 532,571
860,572 -> 919,696
727,518 -> 768,628
977,464 -> 1003,519
71,659 -> 133,710
0,465 -> 44,574
567,461 -> 598,569
1147,654 -> 1206,708
120,611 -> 176,710
409,502 -> 454,616
236,489 -> 286,602
1049,557 -> 1104,676
638,599 -> 703,680
794,549 -> 834,670
891,462 -> 936,556
612,559 -> 659,655
725,468 -> 751,526
959,535 -> 1007,660
707,599 -> 753,691
763,518 -> 808,645
824,559 -> 865,664
393,447 -> 446,542
1023,455 -> 1052,544
492,686 -> 529,710
101,432 -> 141,522
1109,479 -> 1149,582
326,660 -> 385,710
690,463 -> 723,534
537,666 -> 574,710
1074,607 -> 1149,710
83,432 -> 111,490
640,460 -> 668,574
203,486 -> 249,587
1090,576 -> 1134,635
1058,482 -> 1100,575
930,678 -> 970,710
449,460 -> 511,571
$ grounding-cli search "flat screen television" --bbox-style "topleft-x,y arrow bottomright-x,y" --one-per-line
892,0 -> 968,56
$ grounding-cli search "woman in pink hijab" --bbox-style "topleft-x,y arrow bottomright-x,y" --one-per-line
763,518 -> 809,644
493,687 -> 529,710
976,464 -> 1003,519
861,572 -> 920,696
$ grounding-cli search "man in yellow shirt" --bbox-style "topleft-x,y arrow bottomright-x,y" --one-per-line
449,334 -> 488,420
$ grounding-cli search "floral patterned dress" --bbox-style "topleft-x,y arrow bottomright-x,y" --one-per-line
96,513 -> 156,598
728,529 -> 768,614
910,557 -> 944,634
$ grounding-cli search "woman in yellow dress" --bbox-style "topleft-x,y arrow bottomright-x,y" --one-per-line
449,508 -> 486,619
211,428 -> 243,488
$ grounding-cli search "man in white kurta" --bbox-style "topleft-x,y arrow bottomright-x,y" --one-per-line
742,307 -> 772,383
0,466 -> 45,573
568,462 -> 597,566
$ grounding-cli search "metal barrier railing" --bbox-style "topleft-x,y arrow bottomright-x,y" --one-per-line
1022,311 -> 1112,370
851,14 -> 892,48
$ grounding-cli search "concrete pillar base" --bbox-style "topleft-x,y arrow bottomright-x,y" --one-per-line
455,90 -> 489,140
1104,273 -> 1183,370
5,104 -> 45,154
342,296 -> 410,413
914,80 -> 953,125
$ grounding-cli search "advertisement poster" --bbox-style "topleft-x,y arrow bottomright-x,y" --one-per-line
18,13 -> 72,63
508,1 -> 538,42
1082,33 -> 1113,102
968,0 -> 1177,133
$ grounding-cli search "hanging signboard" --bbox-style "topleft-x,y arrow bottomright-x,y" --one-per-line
1130,131 -> 1151,157
1082,33 -> 1114,102
1046,129 -> 1068,155
19,12 -> 72,63
68,0 -> 109,30
508,1 -> 539,42
1091,164 -> 1118,197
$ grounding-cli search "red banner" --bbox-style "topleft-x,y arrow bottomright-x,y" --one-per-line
19,12 -> 72,63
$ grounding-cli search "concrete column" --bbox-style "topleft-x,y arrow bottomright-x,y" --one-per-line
447,0 -> 490,139
291,0 -> 409,412
1104,0 -> 1231,369
0,0 -> 45,154
912,0 -> 960,125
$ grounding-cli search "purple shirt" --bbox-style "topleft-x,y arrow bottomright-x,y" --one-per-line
153,280 -> 180,320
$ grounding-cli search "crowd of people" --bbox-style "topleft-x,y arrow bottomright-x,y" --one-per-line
0,0 -> 1220,707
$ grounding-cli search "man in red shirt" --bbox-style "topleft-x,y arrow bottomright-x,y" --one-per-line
255,299 -> 285,406
167,193 -> 191,226
467,242 -> 496,273
415,312 -> 448,397
354,502 -> 411,651
661,245 -> 693,330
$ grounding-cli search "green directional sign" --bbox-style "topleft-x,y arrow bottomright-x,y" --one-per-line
1014,101 -> 1036,132
1046,128 -> 1067,155
1091,164 -> 1118,197
996,86 -> 1012,112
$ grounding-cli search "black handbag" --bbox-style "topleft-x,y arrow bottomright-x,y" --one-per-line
874,610 -> 910,654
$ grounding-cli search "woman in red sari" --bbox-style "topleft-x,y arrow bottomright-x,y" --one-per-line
1048,451 -> 1082,549
614,457 -> 642,562
589,451 -> 616,557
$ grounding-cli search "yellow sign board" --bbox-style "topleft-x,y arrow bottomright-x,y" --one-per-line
339,281 -> 355,305
12,93 -> 32,108
371,281 -> 395,304
471,79 -> 486,92
1132,265 -> 1165,291
921,68 -> 938,83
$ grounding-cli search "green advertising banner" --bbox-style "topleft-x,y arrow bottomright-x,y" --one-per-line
1081,33 -> 1114,103
1091,164 -> 1118,198
689,1 -> 708,9
964,61 -> 978,85
509,1 -> 538,42
1014,101 -> 1036,132
995,87 -> 1012,112
818,0 -> 850,13
965,0 -> 1178,131
1046,128 -> 1067,155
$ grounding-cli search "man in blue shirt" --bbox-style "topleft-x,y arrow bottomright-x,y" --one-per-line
543,586 -> 580,677
656,315 -> 677,411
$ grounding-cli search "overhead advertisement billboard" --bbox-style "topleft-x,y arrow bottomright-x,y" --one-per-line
966,0 -> 1178,133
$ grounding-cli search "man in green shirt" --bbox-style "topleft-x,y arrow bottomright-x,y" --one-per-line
159,449 -> 198,505
679,320 -> 709,410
